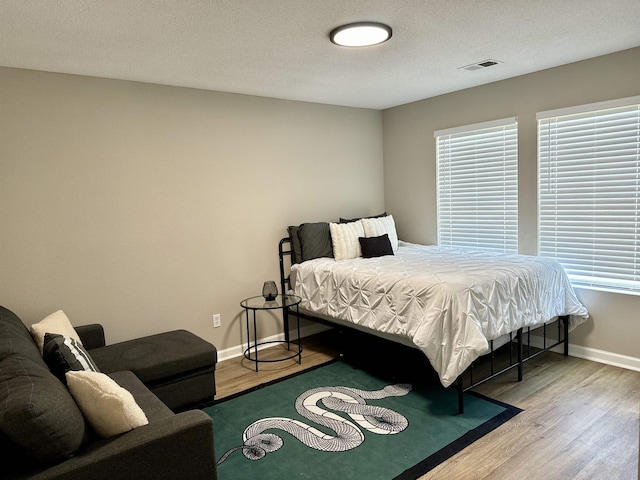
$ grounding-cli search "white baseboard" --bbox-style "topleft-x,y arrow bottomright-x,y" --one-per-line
216,323 -> 331,363
217,327 -> 640,374
529,335 -> 640,372
569,344 -> 640,372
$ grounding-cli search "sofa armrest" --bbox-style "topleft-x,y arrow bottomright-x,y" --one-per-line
74,324 -> 106,349
31,410 -> 217,480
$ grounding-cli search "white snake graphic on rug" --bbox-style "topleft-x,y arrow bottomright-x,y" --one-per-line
217,383 -> 412,465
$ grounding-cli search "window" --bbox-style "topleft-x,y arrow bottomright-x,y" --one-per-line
538,96 -> 640,294
435,117 -> 518,253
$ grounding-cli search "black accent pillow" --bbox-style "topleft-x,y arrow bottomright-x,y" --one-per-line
43,333 -> 100,384
359,234 -> 394,258
340,212 -> 388,223
298,222 -> 334,262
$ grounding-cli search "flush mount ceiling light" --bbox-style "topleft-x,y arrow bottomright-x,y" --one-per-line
330,22 -> 392,47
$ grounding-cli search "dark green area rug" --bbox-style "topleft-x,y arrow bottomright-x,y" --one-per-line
203,360 -> 520,480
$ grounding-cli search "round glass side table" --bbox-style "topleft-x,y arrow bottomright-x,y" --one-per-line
240,294 -> 302,371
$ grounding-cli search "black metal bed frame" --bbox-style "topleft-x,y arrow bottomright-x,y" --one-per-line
278,237 -> 570,414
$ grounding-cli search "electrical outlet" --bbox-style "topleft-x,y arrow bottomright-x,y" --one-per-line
212,314 -> 221,328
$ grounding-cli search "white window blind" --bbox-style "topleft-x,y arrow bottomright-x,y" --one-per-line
435,117 -> 518,253
538,96 -> 640,294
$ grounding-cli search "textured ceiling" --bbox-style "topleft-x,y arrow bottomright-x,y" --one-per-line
1,0 -> 639,109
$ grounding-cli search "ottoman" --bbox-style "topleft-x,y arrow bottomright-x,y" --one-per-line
80,327 -> 218,411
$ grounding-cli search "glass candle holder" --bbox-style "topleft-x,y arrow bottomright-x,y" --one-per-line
262,281 -> 278,301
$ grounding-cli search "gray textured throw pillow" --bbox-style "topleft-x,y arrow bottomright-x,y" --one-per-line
298,222 -> 334,261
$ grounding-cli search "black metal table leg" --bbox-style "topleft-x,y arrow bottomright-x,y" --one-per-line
252,309 -> 259,372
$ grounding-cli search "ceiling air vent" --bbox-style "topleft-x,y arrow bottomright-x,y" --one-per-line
459,59 -> 502,71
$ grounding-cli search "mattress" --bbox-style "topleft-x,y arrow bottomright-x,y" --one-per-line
291,241 -> 589,387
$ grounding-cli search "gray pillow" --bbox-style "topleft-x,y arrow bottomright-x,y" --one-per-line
287,225 -> 303,264
298,222 -> 334,261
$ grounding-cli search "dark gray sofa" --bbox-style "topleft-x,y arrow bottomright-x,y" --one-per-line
0,306 -> 218,480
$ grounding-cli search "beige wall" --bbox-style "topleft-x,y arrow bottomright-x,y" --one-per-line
382,47 -> 640,359
0,67 -> 384,351
2,48 -> 639,362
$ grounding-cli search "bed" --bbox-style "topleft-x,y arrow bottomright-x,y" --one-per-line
278,215 -> 589,412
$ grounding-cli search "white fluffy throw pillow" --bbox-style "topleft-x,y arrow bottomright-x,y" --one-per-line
31,310 -> 83,354
361,215 -> 399,253
330,220 -> 365,260
66,371 -> 149,438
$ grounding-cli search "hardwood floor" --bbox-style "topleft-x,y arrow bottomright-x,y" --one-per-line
214,330 -> 342,400
214,330 -> 640,480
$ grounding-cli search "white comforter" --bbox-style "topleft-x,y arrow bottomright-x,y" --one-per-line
291,242 -> 589,387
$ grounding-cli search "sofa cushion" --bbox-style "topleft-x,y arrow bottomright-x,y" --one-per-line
0,354 -> 90,464
108,370 -> 174,422
43,333 -> 101,383
0,306 -> 43,364
0,306 -> 90,465
67,371 -> 149,438
0,431 -> 33,478
89,330 -> 217,386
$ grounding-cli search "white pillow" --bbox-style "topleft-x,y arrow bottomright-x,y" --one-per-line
330,220 -> 365,260
31,310 -> 82,354
361,215 -> 399,253
66,371 -> 149,438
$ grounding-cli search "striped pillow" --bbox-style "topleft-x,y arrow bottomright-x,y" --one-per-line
43,333 -> 100,383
